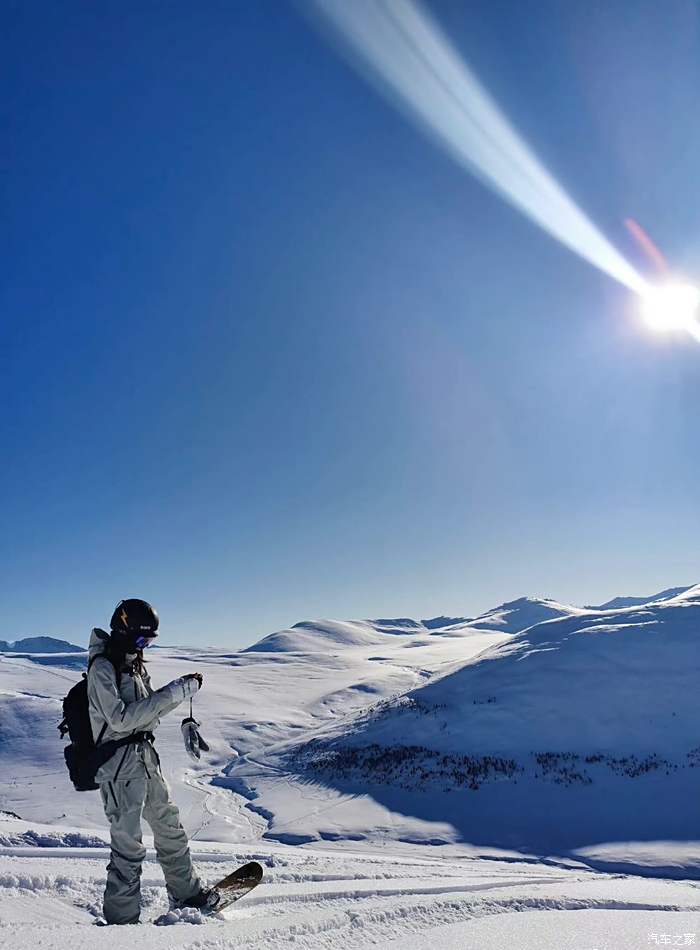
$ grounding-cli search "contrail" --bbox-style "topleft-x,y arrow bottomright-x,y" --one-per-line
306,0 -> 648,295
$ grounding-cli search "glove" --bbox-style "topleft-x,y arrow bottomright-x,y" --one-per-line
181,716 -> 210,761
168,674 -> 202,703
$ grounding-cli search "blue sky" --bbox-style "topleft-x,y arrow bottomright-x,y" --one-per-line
3,1 -> 700,647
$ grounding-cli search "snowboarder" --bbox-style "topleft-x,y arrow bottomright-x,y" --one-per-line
87,598 -> 220,924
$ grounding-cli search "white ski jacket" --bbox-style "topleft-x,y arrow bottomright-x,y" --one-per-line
86,628 -> 197,784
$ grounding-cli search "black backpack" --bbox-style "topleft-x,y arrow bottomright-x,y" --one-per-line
58,654 -> 149,791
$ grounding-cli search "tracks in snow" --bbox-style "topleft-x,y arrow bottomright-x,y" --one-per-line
180,766 -> 267,843
183,865 -> 700,950
1,842 -> 698,950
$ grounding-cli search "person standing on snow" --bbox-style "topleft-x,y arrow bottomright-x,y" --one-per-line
87,598 -> 220,924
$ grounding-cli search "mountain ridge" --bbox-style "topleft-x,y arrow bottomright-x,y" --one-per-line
0,636 -> 84,654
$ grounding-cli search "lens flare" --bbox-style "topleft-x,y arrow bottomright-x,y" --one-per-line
306,0 -> 700,345
624,218 -> 668,274
640,283 -> 700,339
306,0 -> 647,294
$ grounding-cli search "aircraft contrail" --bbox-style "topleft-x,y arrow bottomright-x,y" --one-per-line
306,0 -> 648,296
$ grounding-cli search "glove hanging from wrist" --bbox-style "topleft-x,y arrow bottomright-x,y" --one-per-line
181,698 -> 210,761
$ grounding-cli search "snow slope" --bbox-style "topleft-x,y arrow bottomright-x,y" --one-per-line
230,587 -> 700,858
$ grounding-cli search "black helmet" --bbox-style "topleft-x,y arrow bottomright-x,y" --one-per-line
110,599 -> 159,644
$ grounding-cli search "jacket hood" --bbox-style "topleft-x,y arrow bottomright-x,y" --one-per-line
88,627 -> 111,661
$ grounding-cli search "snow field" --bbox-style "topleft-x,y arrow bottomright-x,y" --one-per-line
2,590 -> 700,945
1,826 -> 698,949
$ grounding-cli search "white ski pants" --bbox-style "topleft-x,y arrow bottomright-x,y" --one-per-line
99,769 -> 201,924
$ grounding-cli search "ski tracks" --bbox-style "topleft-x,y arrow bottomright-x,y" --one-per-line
181,767 -> 266,843
203,870 -> 700,950
1,842 -> 699,949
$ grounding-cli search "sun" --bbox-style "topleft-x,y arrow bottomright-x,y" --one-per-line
640,281 -> 700,334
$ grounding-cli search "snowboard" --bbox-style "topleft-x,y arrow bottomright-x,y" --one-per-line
207,860 -> 264,913
148,861 -> 264,925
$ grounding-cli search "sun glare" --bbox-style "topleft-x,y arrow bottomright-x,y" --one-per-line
640,282 -> 700,336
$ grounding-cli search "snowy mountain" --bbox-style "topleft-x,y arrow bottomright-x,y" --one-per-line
244,616 -> 479,653
229,586 -> 700,853
466,595 -> 585,634
298,590 -> 700,761
244,618 -> 424,652
590,585 -> 693,611
420,615 -> 472,630
1,585 -> 698,880
240,602 -> 572,656
0,636 -> 84,654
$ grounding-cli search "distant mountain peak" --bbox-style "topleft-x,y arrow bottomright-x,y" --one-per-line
468,596 -> 582,635
589,585 -> 696,611
421,616 -> 471,630
0,636 -> 84,654
245,584 -> 700,654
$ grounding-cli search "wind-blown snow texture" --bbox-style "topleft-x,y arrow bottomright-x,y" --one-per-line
1,586 -> 699,946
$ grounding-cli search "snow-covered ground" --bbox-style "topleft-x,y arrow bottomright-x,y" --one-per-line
1,589 -> 699,946
0,616 -> 510,836
1,812 -> 698,948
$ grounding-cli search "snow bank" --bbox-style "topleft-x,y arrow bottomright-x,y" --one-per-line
0,828 -> 107,848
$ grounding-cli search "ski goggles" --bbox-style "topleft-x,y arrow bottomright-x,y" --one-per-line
134,634 -> 156,650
